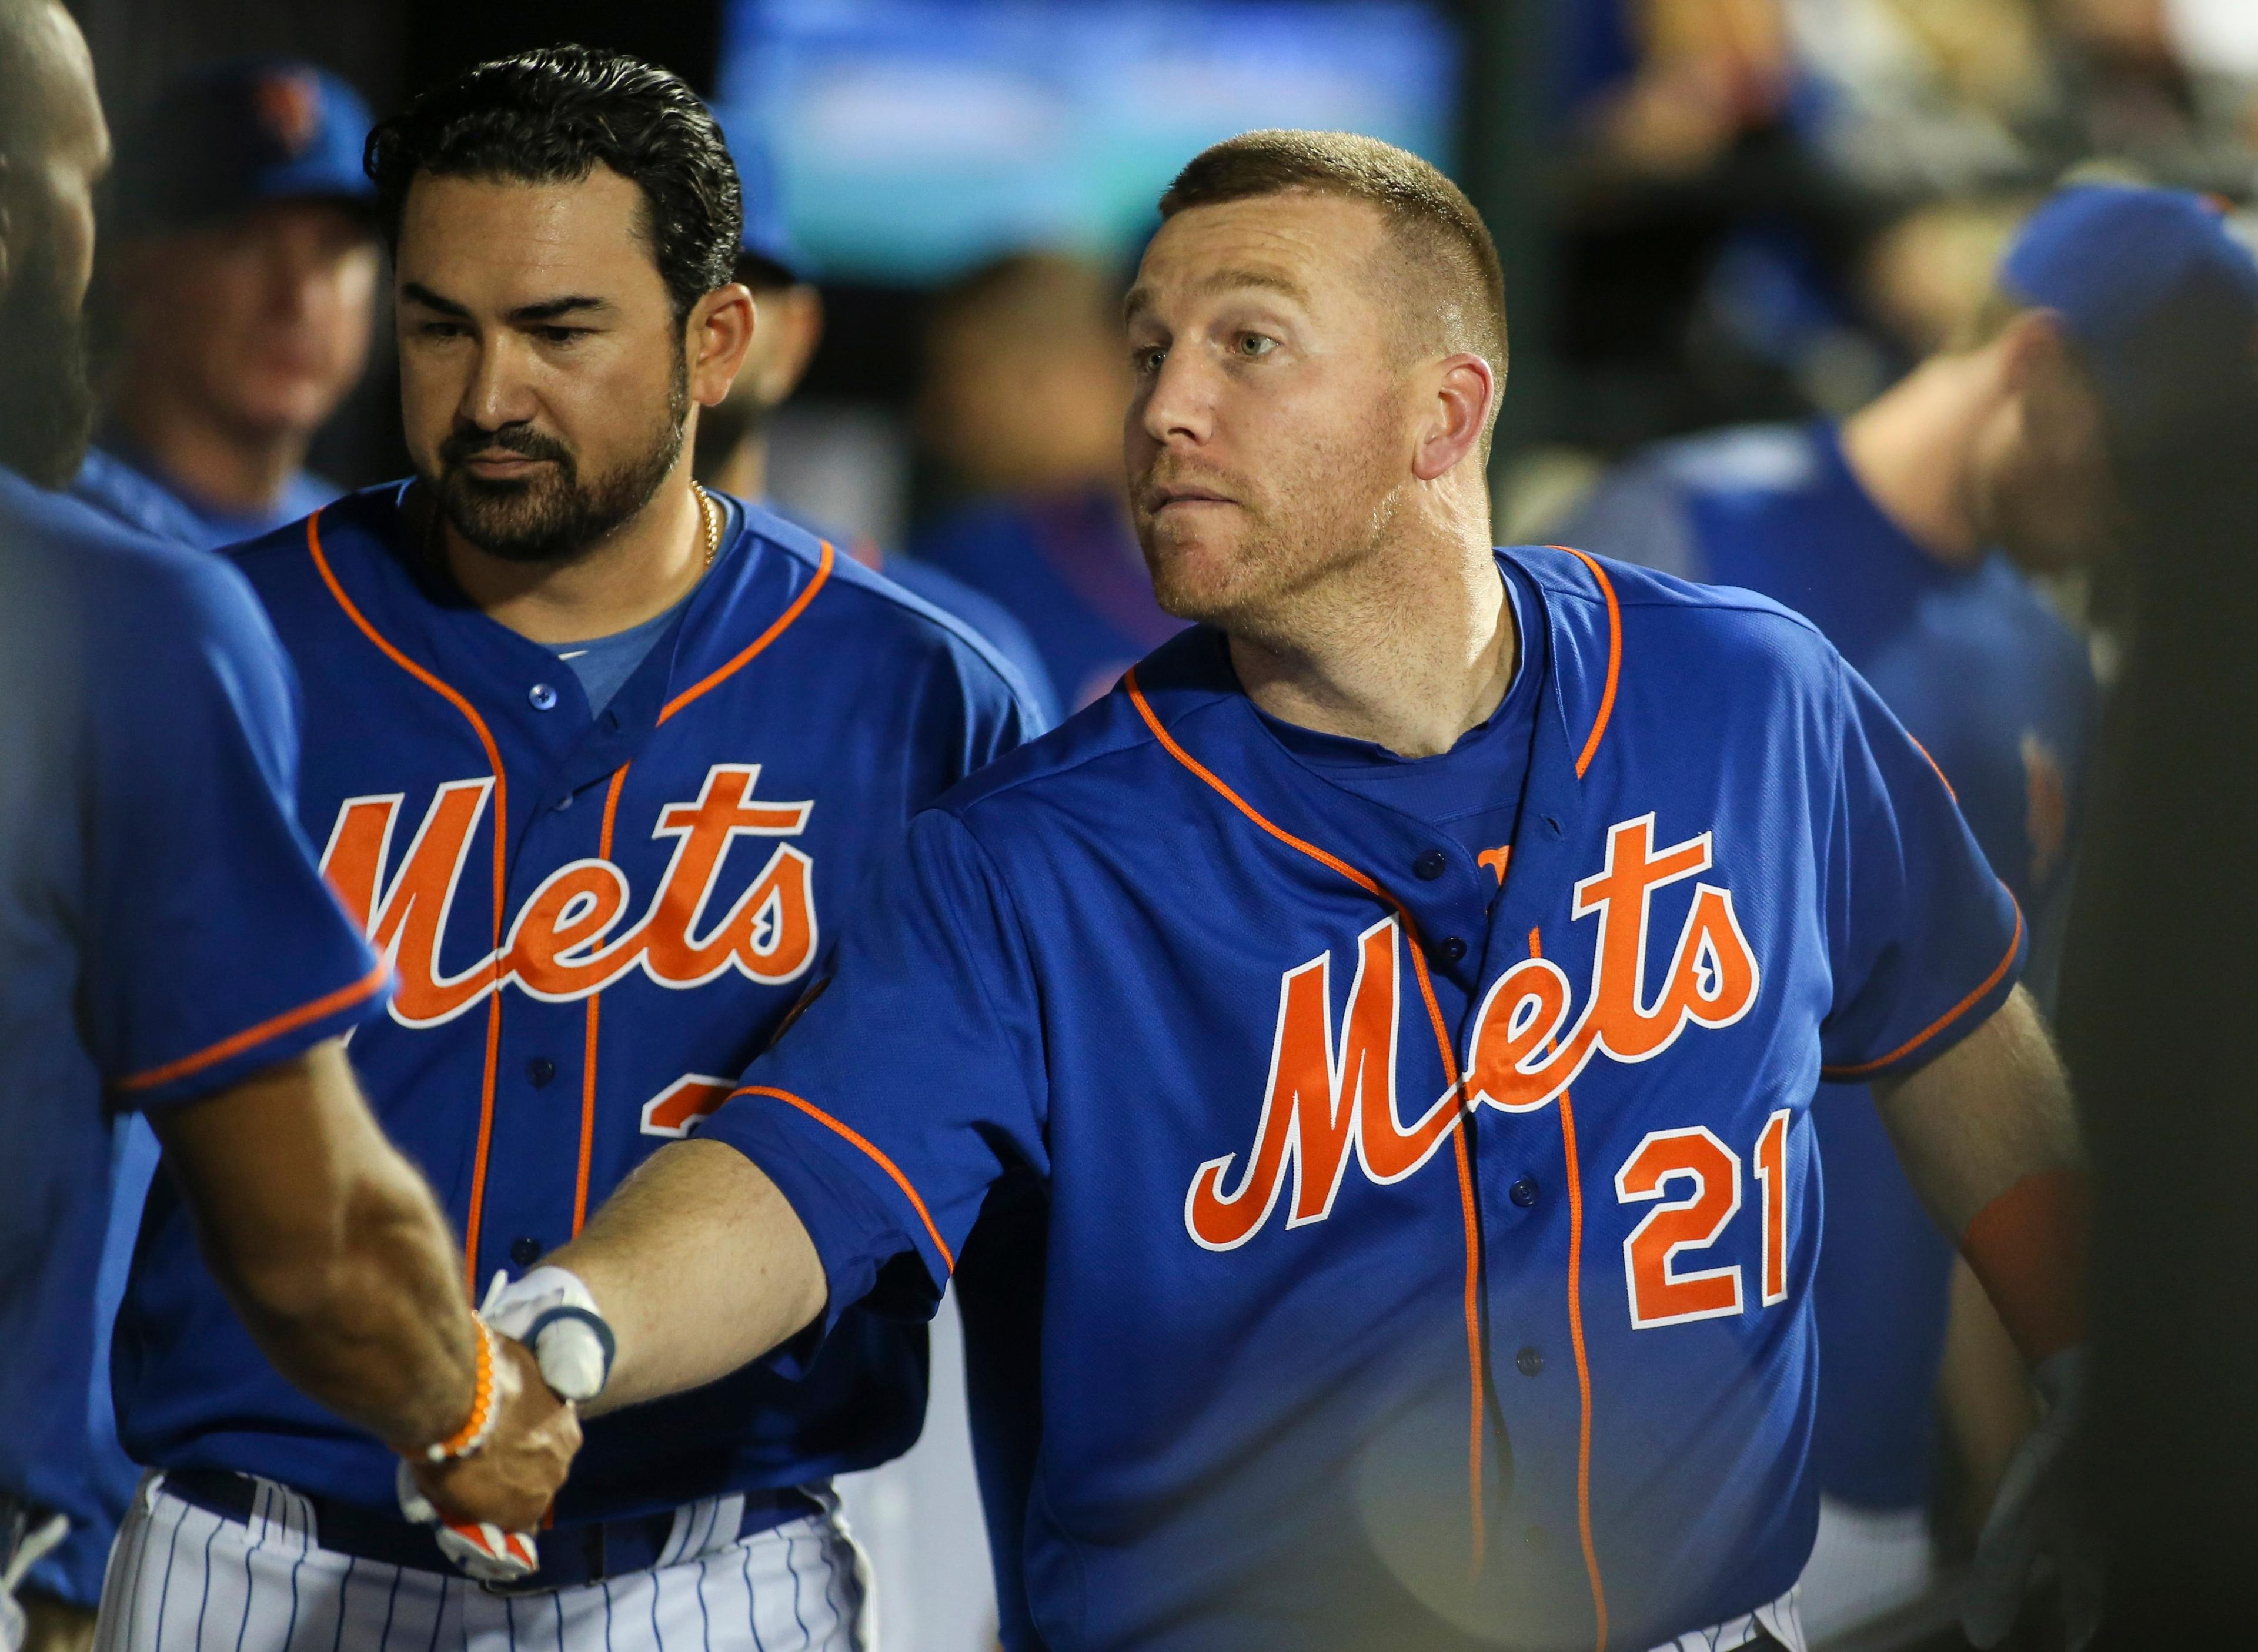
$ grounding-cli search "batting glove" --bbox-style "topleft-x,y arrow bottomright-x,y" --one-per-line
479,1266 -> 615,1404
394,1460 -> 540,1584
1962,1346 -> 2102,1651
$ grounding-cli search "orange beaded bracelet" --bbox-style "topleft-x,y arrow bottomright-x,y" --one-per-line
417,1315 -> 498,1463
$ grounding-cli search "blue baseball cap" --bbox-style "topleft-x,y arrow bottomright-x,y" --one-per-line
723,124 -> 809,285
1999,183 -> 2258,428
108,59 -> 375,238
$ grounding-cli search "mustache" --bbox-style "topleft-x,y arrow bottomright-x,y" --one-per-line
1133,460 -> 1245,512
439,423 -> 574,470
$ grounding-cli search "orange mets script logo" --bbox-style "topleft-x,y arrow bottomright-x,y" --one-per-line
1186,815 -> 1761,1249
319,764 -> 817,1028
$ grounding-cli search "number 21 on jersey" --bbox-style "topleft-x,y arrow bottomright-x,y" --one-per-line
1614,1109 -> 1792,1329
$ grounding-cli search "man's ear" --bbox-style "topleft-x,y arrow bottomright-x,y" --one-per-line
1412,352 -> 1497,483
687,282 -> 757,409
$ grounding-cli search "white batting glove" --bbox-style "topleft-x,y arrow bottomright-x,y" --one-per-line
479,1266 -> 615,1404
1962,1346 -> 2102,1651
393,1459 -> 540,1584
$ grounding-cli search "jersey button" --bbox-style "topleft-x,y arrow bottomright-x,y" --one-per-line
529,682 -> 559,711
1434,935 -> 1467,964
509,1236 -> 542,1268
526,1056 -> 556,1088
1515,1345 -> 1544,1377
1509,1176 -> 1539,1208
1412,848 -> 1448,881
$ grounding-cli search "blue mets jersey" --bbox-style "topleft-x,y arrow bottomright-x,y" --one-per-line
113,484 -> 1040,1521
1556,422 -> 2096,1510
696,545 -> 2025,1650
0,464 -> 381,1541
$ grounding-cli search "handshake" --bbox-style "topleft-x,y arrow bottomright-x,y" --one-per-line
395,1268 -> 616,1584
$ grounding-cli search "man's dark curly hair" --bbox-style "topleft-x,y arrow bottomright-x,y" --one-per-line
366,44 -> 741,326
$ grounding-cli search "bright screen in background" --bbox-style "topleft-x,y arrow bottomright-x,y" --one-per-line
714,0 -> 1462,282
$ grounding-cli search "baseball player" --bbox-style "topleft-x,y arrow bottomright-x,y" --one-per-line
1551,186 -> 2239,1636
0,9 -> 577,1650
517,131 -> 2097,1650
31,65 -> 385,1631
101,45 -> 1038,1652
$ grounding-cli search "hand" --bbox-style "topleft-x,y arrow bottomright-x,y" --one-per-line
1963,1347 -> 2103,1651
410,1332 -> 580,1531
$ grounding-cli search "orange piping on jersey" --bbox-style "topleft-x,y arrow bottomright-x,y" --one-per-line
1549,548 -> 1621,779
1531,928 -> 1608,1649
564,540 -> 825,1227
657,540 -> 833,726
1478,846 -> 1511,885
1127,666 -> 1488,1572
1908,734 -> 1956,800
1444,1084 -> 1486,1570
308,508 -> 508,1299
570,766 -> 633,1235
738,1085 -> 956,1272
1821,889 -> 2023,1080
117,962 -> 388,1093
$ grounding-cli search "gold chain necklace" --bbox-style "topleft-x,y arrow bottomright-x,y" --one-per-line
694,483 -> 720,568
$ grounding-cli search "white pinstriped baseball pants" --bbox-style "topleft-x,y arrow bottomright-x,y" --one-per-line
92,1476 -> 868,1652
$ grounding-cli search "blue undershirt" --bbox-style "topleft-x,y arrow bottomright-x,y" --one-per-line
1254,560 -> 1545,873
550,599 -> 687,717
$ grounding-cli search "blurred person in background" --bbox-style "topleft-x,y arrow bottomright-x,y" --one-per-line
693,142 -> 1055,727
0,12 -> 579,1651
73,59 -> 378,549
21,58 -> 382,1633
910,250 -> 1183,713
1552,182 -> 2258,1638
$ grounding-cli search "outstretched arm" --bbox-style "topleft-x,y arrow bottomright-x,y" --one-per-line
544,1138 -> 828,1414
151,1038 -> 579,1526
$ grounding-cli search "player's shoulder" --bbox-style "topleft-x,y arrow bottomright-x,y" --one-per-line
731,499 -> 1042,719
223,480 -> 402,596
1512,540 -> 1846,701
926,626 -> 1225,825
1,466 -> 285,702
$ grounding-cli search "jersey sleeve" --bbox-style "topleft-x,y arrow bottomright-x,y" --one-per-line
695,804 -> 1047,1341
80,554 -> 383,1110
1819,657 -> 2026,1080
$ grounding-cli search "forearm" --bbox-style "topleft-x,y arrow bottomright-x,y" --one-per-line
547,1138 -> 827,1414
223,1145 -> 477,1449
1876,985 -> 2089,1364
153,1041 -> 477,1449
1874,986 -> 2082,1235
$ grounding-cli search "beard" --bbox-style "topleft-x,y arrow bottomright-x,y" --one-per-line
430,356 -> 690,564
1135,440 -> 1401,636
0,238 -> 96,489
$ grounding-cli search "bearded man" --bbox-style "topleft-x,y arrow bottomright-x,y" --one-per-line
101,46 -> 1037,1651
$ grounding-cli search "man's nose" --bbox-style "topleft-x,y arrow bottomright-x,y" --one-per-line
458,336 -> 539,431
1137,352 -> 1216,449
